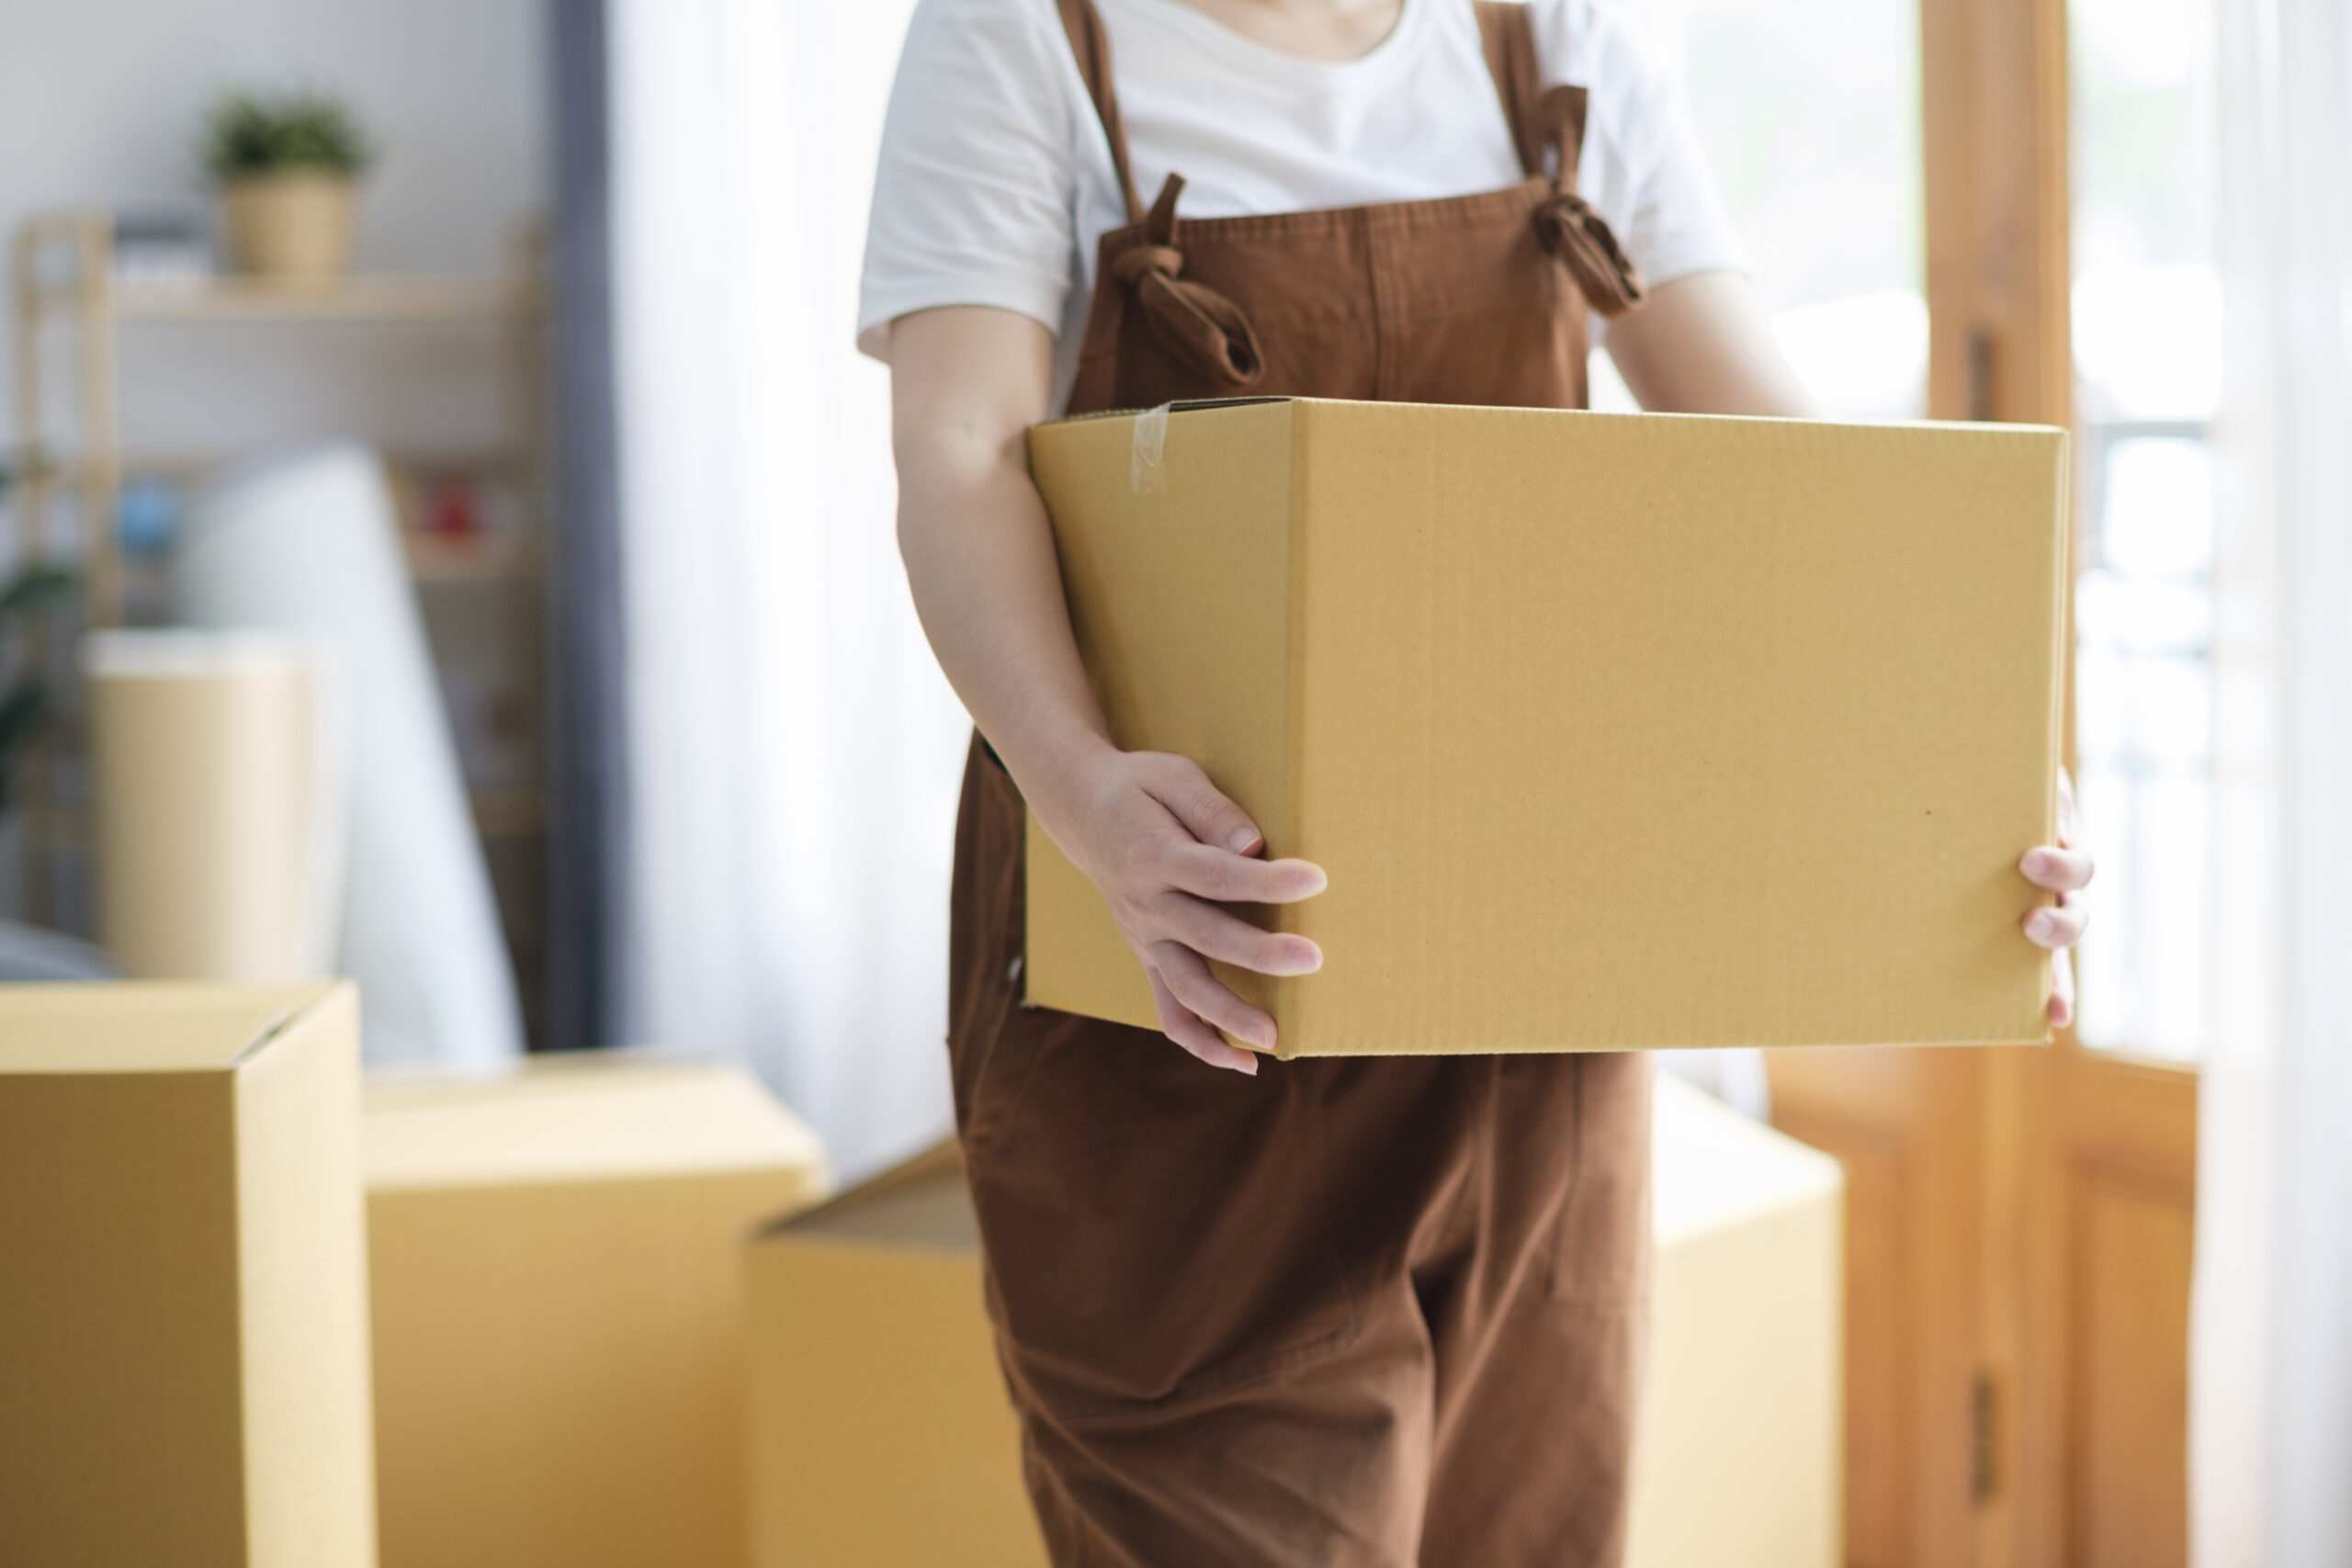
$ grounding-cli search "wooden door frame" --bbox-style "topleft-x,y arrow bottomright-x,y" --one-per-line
1930,0 -> 2203,1562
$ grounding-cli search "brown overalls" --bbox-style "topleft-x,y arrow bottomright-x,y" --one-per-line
948,4 -> 1655,1562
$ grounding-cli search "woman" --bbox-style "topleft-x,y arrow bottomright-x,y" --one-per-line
861,0 -> 2093,1562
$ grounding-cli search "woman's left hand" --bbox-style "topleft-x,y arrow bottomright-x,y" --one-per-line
2019,769 -> 2094,1028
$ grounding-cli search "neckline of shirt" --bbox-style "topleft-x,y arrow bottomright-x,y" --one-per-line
1102,0 -> 1437,91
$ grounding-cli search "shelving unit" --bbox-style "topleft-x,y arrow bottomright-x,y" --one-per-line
7,208 -> 553,1039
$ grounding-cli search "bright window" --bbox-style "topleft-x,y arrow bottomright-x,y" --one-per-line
1596,0 -> 1926,419
2069,0 -> 2216,1060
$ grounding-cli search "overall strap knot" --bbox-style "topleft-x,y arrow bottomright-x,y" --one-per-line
1112,244 -> 1186,284
1114,175 -> 1266,392
1532,189 -> 1646,318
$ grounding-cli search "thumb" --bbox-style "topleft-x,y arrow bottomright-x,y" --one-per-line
1145,755 -> 1264,856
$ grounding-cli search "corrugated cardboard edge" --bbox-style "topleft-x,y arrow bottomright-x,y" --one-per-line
227,984 -> 338,1069
233,979 -> 379,1568
2041,428 -> 2074,1036
1263,400 -> 1318,1060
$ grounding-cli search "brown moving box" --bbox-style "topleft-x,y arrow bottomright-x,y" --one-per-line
1023,399 -> 2069,1055
743,1077 -> 1843,1568
0,982 -> 377,1568
365,1054 -> 830,1568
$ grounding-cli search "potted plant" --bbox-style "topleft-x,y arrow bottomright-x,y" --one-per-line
202,89 -> 375,281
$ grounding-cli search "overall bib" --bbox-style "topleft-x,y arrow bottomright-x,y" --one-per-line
949,5 -> 1655,1562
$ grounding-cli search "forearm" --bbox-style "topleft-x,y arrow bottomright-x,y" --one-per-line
897,435 -> 1115,809
1604,270 -> 1822,419
889,309 -> 1114,837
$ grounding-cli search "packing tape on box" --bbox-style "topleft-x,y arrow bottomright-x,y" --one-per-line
1131,403 -> 1171,495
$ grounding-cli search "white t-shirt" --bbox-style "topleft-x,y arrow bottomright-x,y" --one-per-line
857,0 -> 1745,409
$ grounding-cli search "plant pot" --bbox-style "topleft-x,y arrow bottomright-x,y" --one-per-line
220,172 -> 357,281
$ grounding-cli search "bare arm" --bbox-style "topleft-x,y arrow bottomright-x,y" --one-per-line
890,306 -> 1324,1070
1602,269 -> 1821,418
888,309 -> 1109,818
1608,271 -> 2091,1024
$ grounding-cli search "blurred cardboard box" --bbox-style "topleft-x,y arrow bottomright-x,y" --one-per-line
1024,398 -> 2068,1055
0,982 -> 376,1568
365,1054 -> 830,1568
743,1076 -> 1842,1568
1626,1074 -> 1844,1568
745,1141 -> 1043,1568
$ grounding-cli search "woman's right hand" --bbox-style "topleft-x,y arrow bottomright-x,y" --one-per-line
887,306 -> 1318,1074
1053,749 -> 1327,1075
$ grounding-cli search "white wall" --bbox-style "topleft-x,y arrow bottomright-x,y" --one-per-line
0,0 -> 548,461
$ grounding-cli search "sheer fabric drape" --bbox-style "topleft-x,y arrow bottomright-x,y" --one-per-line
608,0 -> 960,1180
2194,1 -> 2352,1562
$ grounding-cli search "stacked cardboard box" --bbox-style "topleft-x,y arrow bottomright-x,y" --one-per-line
0,982 -> 377,1568
365,1054 -> 830,1568
744,1077 -> 1843,1568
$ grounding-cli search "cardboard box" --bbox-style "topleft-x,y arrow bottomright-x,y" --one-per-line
0,982 -> 377,1568
365,1054 -> 831,1568
745,1142 -> 1044,1568
1023,399 -> 2068,1055
1626,1075 -> 1844,1568
743,1077 -> 1842,1568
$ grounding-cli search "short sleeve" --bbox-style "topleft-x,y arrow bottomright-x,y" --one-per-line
1532,0 -> 1747,294
857,0 -> 1083,361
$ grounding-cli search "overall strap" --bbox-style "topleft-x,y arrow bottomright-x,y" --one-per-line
1475,1 -> 1643,314
1056,0 -> 1148,224
1473,1 -> 1587,187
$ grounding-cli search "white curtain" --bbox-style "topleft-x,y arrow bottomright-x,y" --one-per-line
608,0 -> 965,1181
2193,0 -> 2352,1562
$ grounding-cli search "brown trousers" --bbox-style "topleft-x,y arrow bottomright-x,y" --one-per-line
947,2 -> 1656,1561
951,742 -> 1651,1566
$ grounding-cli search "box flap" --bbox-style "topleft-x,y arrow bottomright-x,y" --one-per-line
762,1137 -> 974,1251
0,982 -> 337,1075
364,1053 -> 829,1190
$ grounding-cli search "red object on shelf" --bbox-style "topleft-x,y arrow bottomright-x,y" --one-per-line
424,481 -> 481,537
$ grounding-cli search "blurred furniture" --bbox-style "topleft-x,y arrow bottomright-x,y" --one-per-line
0,917 -> 114,979
364,1053 -> 830,1568
744,1077 -> 1844,1568
84,630 -> 326,984
176,447 -> 523,1066
0,981 -> 374,1568
7,210 -> 551,1040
